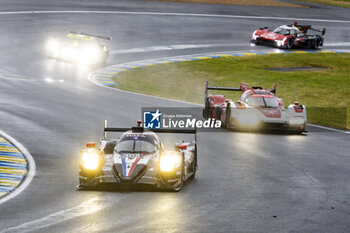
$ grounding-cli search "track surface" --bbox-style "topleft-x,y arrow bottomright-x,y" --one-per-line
0,1 -> 350,232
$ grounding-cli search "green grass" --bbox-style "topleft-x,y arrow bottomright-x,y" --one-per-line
112,53 -> 350,129
296,0 -> 350,8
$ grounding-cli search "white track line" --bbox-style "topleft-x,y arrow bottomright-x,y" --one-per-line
0,197 -> 119,233
324,42 -> 350,46
0,10 -> 350,23
308,123 -> 350,134
0,129 -> 36,205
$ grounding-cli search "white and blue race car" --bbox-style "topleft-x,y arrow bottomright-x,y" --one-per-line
79,121 -> 197,191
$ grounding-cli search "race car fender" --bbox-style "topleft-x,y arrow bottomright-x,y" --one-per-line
203,95 -> 226,120
224,102 -> 250,127
159,151 -> 184,185
287,102 -> 307,128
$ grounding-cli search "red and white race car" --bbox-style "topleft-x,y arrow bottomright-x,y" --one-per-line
202,81 -> 307,133
251,22 -> 326,49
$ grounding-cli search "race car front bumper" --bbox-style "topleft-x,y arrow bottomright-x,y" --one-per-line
228,117 -> 306,132
79,165 -> 182,189
79,165 -> 160,187
251,38 -> 280,48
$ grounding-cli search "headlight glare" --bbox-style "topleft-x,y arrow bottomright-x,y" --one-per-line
46,39 -> 59,52
81,151 -> 100,170
160,152 -> 182,172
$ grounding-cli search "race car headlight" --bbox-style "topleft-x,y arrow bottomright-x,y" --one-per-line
61,47 -> 77,59
289,117 -> 305,125
46,39 -> 59,52
81,151 -> 100,170
85,45 -> 101,57
160,152 -> 182,172
77,45 -> 102,64
276,40 -> 283,47
252,31 -> 258,40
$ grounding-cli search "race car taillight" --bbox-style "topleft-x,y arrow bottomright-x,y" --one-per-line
86,142 -> 96,148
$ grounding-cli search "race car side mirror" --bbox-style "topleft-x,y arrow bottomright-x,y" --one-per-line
86,142 -> 96,148
176,144 -> 187,150
322,28 -> 326,35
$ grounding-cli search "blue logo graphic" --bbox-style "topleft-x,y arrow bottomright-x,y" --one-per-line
143,109 -> 162,129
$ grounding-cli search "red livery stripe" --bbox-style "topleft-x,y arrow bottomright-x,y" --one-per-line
128,157 -> 141,176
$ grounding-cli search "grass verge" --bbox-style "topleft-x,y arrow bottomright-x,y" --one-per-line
112,53 -> 350,129
296,0 -> 350,8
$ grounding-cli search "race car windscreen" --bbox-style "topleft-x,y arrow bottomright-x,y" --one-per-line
273,27 -> 298,35
115,139 -> 157,154
246,96 -> 279,108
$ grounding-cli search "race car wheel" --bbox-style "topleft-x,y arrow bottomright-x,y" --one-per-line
171,158 -> 185,192
225,105 -> 231,129
203,98 -> 210,119
313,39 -> 320,49
188,149 -> 197,180
286,37 -> 294,49
188,163 -> 196,180
78,177 -> 98,188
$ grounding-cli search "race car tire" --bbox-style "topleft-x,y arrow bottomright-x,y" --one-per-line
225,105 -> 231,129
203,98 -> 210,119
286,37 -> 294,49
171,157 -> 185,192
78,177 -> 98,188
250,39 -> 258,45
188,166 -> 196,180
188,149 -> 197,180
313,39 -> 320,49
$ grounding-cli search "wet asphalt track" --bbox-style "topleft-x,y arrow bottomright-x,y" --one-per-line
0,0 -> 350,232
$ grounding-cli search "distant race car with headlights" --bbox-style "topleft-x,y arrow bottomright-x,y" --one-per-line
251,22 -> 326,49
46,31 -> 111,64
79,121 -> 197,191
202,81 -> 307,133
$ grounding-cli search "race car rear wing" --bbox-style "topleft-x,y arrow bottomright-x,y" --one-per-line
204,80 -> 276,100
103,120 -> 197,141
69,31 -> 112,41
293,22 -> 326,35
